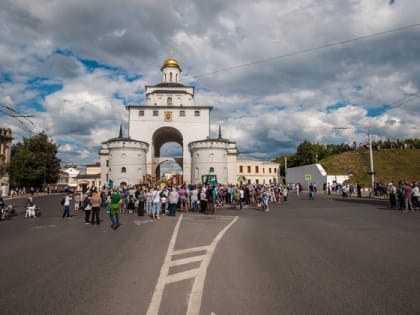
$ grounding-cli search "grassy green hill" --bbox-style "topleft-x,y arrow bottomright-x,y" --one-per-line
320,148 -> 420,186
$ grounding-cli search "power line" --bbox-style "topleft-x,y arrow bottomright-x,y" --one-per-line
192,23 -> 420,79
0,103 -> 45,134
0,106 -> 37,135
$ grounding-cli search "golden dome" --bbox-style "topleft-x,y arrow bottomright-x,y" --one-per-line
161,57 -> 181,70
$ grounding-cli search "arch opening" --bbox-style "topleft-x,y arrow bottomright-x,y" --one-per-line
152,127 -> 184,180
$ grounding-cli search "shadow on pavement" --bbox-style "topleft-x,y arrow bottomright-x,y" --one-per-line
331,196 -> 394,210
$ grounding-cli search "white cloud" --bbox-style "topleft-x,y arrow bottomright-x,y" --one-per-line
0,0 -> 419,165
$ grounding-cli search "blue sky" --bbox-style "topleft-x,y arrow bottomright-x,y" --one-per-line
0,0 -> 419,166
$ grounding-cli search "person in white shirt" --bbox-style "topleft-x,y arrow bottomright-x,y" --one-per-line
152,187 -> 161,219
25,197 -> 36,218
62,193 -> 72,218
283,187 -> 288,202
168,187 -> 179,216
145,189 -> 153,217
412,183 -> 420,210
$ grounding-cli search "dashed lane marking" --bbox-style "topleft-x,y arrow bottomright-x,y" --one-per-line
29,224 -> 57,231
133,219 -> 154,226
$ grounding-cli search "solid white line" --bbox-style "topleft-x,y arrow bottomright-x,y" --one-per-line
186,216 -> 239,315
146,214 -> 184,315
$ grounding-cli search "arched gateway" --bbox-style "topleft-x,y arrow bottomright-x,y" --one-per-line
100,55 -> 238,186
152,126 -> 183,179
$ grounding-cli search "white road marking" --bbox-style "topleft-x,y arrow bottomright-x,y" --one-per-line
146,214 -> 238,315
146,213 -> 184,315
133,219 -> 153,226
29,225 -> 56,231
186,215 -> 238,315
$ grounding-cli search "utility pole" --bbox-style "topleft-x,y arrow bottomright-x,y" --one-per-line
284,156 -> 287,177
368,130 -> 375,194
333,126 -> 376,197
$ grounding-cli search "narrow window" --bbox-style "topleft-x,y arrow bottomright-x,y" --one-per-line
247,166 -> 251,173
167,97 -> 172,105
139,110 -> 144,116
239,165 -> 243,173
255,166 -> 259,173
170,72 -> 173,82
194,111 -> 200,117
121,167 -> 126,173
153,110 -> 159,116
180,110 -> 185,116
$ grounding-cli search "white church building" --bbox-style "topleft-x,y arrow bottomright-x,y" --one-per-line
100,55 -> 238,186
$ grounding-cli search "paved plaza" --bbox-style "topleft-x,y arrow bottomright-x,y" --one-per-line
1,192 -> 420,314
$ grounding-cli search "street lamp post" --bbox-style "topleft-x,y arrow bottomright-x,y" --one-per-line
333,127 -> 376,197
368,130 -> 375,195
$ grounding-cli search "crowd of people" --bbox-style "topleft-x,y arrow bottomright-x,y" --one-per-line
387,181 -> 420,211
4,180 -> 418,226
322,180 -> 420,211
57,183 -> 293,229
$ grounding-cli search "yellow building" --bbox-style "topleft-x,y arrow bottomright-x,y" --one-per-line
236,158 -> 279,185
75,163 -> 101,191
57,163 -> 102,192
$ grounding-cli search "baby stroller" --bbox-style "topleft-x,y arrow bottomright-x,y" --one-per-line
216,196 -> 223,208
128,195 -> 135,214
256,195 -> 264,210
25,204 -> 36,218
1,205 -> 17,220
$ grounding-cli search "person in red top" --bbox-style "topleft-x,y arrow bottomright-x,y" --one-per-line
403,182 -> 413,211
178,185 -> 188,212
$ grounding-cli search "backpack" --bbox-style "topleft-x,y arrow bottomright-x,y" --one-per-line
60,198 -> 65,206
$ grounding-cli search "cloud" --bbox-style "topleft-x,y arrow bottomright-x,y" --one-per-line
0,0 -> 419,166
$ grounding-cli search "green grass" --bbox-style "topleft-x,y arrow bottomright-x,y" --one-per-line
320,148 -> 420,186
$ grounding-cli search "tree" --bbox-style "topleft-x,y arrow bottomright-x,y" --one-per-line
295,140 -> 317,165
9,132 -> 61,189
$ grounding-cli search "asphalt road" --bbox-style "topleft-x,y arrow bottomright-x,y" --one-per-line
1,192 -> 420,315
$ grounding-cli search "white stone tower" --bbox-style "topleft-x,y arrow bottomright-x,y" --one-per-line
127,55 -> 212,183
101,54 -> 238,186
